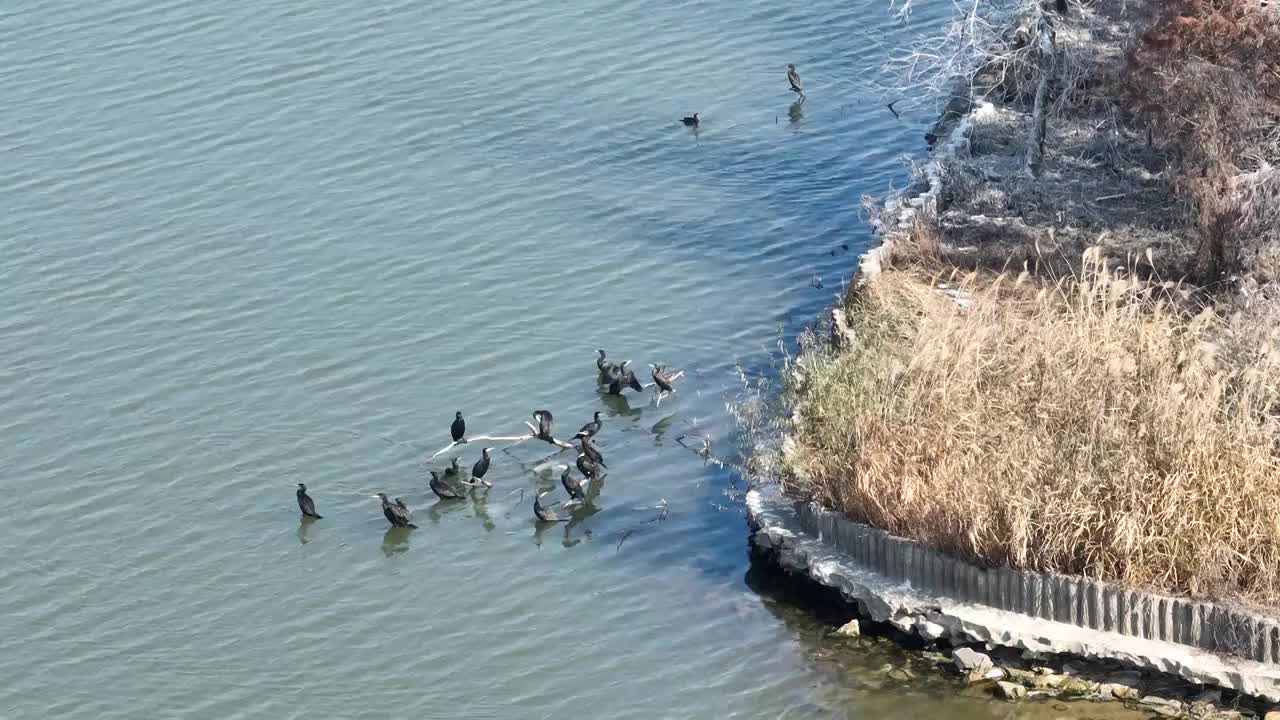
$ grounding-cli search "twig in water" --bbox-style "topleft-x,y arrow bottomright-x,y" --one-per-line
426,440 -> 460,461
616,529 -> 634,551
426,433 -> 533,461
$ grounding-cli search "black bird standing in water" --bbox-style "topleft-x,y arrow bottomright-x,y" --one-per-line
451,411 -> 466,444
534,491 -> 568,523
534,409 -> 554,439
429,470 -> 464,500
608,361 -> 645,395
623,362 -> 644,392
561,466 -> 587,503
787,64 -> 805,100
573,411 -> 602,440
376,493 -> 417,528
580,435 -> 607,469
577,451 -> 602,480
597,350 -> 623,386
681,113 -> 700,127
470,447 -> 494,487
444,457 -> 462,480
649,364 -> 685,407
296,483 -> 322,519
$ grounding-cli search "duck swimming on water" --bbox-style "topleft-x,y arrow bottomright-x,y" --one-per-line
681,113 -> 700,127
296,483 -> 322,519
376,493 -> 417,528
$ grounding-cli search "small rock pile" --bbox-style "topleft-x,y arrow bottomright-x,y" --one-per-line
945,647 -> 1267,720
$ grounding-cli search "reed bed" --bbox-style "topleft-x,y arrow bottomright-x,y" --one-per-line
787,251 -> 1280,606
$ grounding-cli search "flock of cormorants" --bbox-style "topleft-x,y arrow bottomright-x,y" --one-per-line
681,63 -> 806,127
294,349 -> 684,529
293,64 -> 810,530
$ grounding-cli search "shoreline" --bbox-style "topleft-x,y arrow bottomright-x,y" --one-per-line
747,485 -> 1280,715
751,0 -> 1280,714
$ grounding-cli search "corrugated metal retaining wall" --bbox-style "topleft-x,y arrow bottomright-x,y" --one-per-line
795,501 -> 1280,665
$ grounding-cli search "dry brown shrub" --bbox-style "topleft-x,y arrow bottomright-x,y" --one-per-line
1125,0 -> 1280,282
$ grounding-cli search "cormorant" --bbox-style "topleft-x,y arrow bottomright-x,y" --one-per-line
444,457 -> 462,479
296,483 -> 322,519
580,435 -> 607,468
787,64 -> 804,97
681,113 -> 700,127
597,349 -> 623,385
532,409 -> 554,441
624,362 -> 643,391
650,364 -> 684,406
573,411 -> 602,440
601,362 -> 622,386
451,411 -> 466,443
534,490 -> 567,523
561,466 -> 586,502
429,470 -> 464,500
576,452 -> 602,480
608,361 -> 645,395
376,493 -> 417,528
471,447 -> 494,487
651,364 -> 677,393
519,409 -> 573,448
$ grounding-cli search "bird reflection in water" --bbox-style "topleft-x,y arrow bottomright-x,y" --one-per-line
599,392 -> 643,420
470,490 -> 495,532
296,515 -> 319,545
788,99 -> 804,124
649,413 -> 677,445
381,526 -> 412,557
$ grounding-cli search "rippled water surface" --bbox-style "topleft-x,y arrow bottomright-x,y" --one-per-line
0,1 -> 1148,718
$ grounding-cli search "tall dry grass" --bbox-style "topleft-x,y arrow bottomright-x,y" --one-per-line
788,251 -> 1280,606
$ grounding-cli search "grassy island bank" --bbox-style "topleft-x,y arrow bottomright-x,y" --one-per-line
786,0 -> 1280,608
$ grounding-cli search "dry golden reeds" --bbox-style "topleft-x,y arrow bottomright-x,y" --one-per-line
788,249 -> 1280,606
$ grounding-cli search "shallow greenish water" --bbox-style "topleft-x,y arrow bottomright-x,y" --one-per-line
0,1 -> 1154,717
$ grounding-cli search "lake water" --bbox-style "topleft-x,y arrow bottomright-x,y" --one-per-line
0,1 -> 1148,718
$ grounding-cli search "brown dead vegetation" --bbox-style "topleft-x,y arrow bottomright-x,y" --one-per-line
1125,0 -> 1280,284
783,0 -> 1280,608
